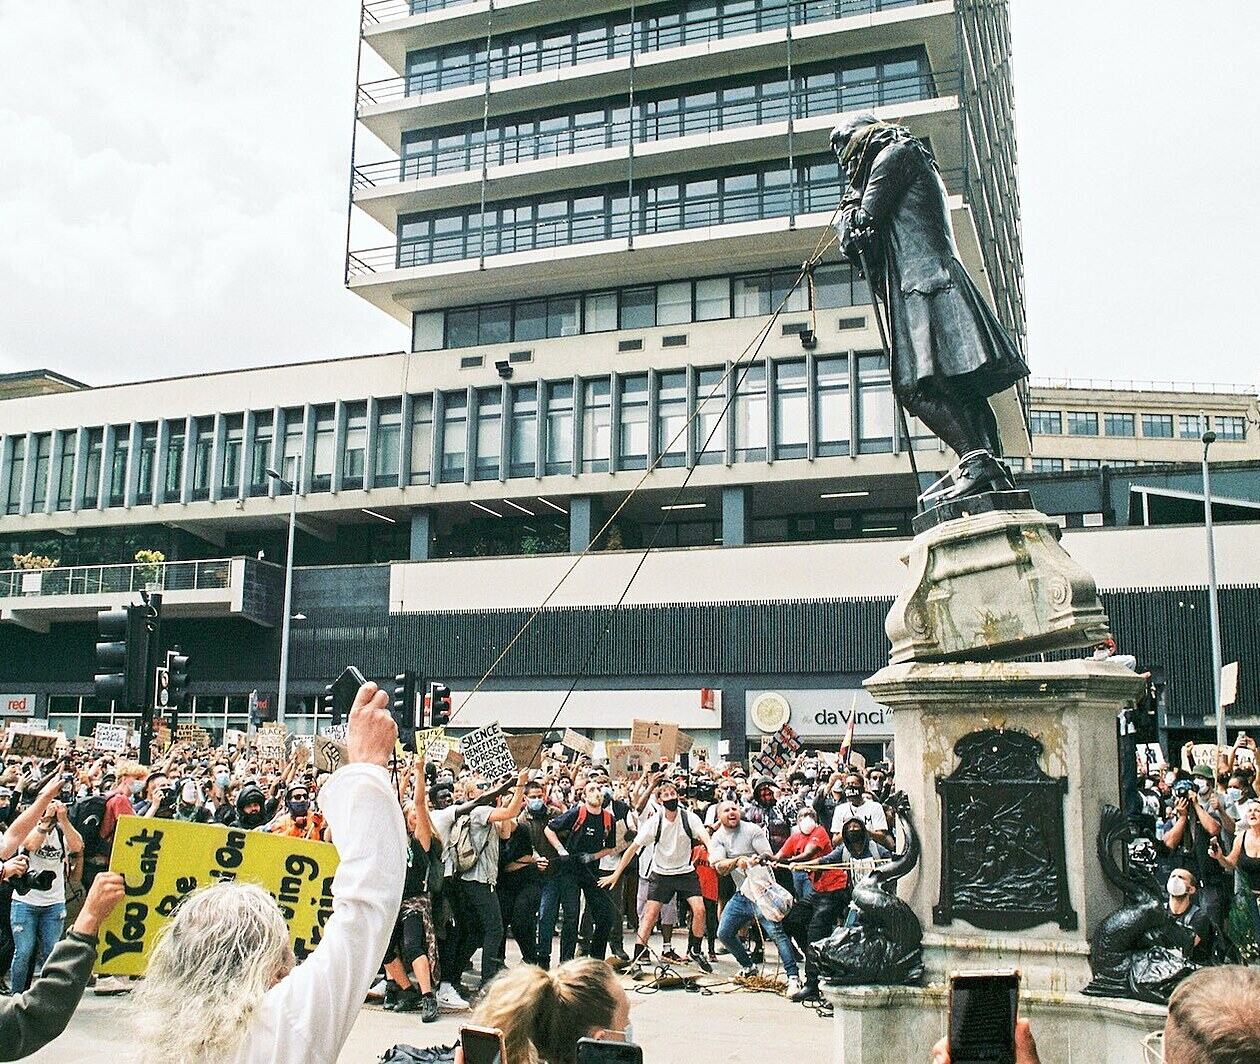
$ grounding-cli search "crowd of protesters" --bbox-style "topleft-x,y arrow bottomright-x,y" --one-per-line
2,682 -> 1260,1062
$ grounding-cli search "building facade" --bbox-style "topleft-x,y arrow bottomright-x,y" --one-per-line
1,1 -> 1258,756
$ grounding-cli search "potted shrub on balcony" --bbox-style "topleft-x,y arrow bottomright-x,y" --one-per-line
135,549 -> 166,591
11,552 -> 58,596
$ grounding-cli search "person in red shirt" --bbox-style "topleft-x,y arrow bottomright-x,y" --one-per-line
773,805 -> 851,1003
91,763 -> 146,887
692,841 -> 720,962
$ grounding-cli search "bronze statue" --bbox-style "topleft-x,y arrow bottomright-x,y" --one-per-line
831,113 -> 1029,504
815,792 -> 924,986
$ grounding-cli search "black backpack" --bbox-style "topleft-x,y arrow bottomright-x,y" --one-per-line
71,795 -> 108,863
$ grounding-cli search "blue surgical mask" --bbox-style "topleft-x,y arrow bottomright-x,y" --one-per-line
1228,787 -> 1243,803
216,772 -> 230,789
527,798 -> 546,815
288,799 -> 310,817
130,780 -> 144,796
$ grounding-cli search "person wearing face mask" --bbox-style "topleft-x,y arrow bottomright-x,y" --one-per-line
1165,768 -> 1227,932
587,777 -> 635,965
829,772 -> 893,850
820,818 -> 890,905
270,784 -> 326,841
233,784 -> 272,832
172,780 -> 212,825
742,777 -> 792,854
1210,799 -> 1260,946
496,782 -> 551,967
88,763 -> 145,889
1164,867 -> 1214,964
772,806 -> 849,1003
541,782 -> 617,968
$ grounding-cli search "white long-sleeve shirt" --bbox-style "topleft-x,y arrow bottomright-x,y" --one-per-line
231,762 -> 406,1064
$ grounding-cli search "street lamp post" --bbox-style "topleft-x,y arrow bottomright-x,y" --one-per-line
266,456 -> 302,726
1200,431 -> 1225,747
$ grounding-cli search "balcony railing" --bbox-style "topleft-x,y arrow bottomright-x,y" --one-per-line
357,0 -> 929,108
362,0 -> 476,30
353,70 -> 956,191
0,558 -> 233,600
1031,377 -> 1258,397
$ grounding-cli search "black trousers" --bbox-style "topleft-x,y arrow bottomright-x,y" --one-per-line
452,880 -> 504,988
804,890 -> 850,985
498,880 -> 542,965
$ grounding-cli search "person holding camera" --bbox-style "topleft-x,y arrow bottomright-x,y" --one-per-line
1164,769 -> 1227,931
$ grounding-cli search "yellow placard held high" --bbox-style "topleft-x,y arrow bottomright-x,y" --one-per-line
96,816 -> 339,976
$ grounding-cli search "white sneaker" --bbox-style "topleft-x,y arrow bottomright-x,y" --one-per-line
737,964 -> 758,979
366,978 -> 387,1002
436,983 -> 471,1011
785,976 -> 804,997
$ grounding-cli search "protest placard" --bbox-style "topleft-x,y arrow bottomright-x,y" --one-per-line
752,724 -> 802,776
609,743 -> 661,777
256,723 -> 288,761
675,731 -> 694,755
505,732 -> 545,770
314,735 -> 347,774
1137,742 -> 1166,771
97,816 -> 339,976
415,727 -> 448,763
93,722 -> 131,754
175,723 -> 211,749
6,730 -> 59,759
459,722 -> 517,780
631,719 -> 680,760
560,728 -> 594,758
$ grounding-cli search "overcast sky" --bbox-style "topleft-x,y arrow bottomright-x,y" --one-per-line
1,1 -> 1257,388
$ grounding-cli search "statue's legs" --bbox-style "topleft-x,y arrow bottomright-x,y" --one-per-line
905,379 -> 1014,504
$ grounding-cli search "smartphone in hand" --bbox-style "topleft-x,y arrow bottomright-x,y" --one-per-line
461,1025 -> 507,1064
330,666 -> 369,723
576,1038 -> 643,1064
948,970 -> 1019,1064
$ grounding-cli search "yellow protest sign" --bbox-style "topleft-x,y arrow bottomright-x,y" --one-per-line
97,816 -> 339,976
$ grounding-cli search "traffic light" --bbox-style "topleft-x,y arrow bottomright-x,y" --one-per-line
430,682 -> 452,728
321,683 -> 338,726
392,670 -> 418,743
94,605 -> 147,710
167,648 -> 190,712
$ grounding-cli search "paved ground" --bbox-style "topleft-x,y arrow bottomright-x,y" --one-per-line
24,952 -> 834,1063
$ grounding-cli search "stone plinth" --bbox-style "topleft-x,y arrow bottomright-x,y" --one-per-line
823,984 -> 1164,1064
865,659 -> 1147,992
886,504 -> 1110,664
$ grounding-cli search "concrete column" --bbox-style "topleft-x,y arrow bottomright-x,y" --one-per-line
124,422 -> 143,507
569,495 -> 600,553
301,406 -> 316,494
241,410 -> 258,499
98,425 -> 115,511
154,420 -> 171,505
331,400 -> 348,494
721,485 -> 751,547
70,427 -> 89,511
209,413 -> 227,502
269,408 -> 286,498
409,509 -> 432,561
18,432 -> 37,516
364,397 -> 379,492
180,416 -> 196,504
44,430 -> 64,514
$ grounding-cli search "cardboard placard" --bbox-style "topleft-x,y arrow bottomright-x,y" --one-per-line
314,735 -> 347,774
506,732 -> 545,770
560,728 -> 595,758
631,719 -> 679,760
415,727 -> 449,764
458,722 -> 517,780
174,723 -> 211,749
1137,742 -> 1166,771
93,723 -> 131,754
6,730 -> 59,759
97,816 -> 338,976
609,743 -> 661,777
256,723 -> 288,761
676,731 -> 694,755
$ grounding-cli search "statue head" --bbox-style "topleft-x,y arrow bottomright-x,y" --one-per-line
830,112 -> 881,161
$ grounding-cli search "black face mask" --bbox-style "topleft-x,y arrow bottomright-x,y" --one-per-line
662,798 -> 679,812
844,831 -> 866,851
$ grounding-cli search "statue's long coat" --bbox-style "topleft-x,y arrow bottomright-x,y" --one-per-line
838,137 -> 1028,402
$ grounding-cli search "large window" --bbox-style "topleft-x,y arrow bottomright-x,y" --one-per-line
29,433 -> 51,510
221,415 -> 243,496
733,364 -> 767,463
816,355 -> 851,457
1104,412 -> 1135,437
774,360 -> 808,460
440,392 -> 467,483
5,437 -> 24,514
311,405 -> 335,491
1178,414 -> 1205,439
656,371 -> 687,468
250,412 -> 274,496
1029,410 -> 1061,436
1141,413 -> 1173,438
135,424 -> 157,504
375,399 -> 402,487
693,367 -> 726,464
409,396 -> 434,485
857,353 -> 894,453
108,427 -> 128,506
474,389 -> 502,481
82,429 -> 103,507
1216,415 -> 1246,440
582,378 -> 611,472
342,402 -> 367,488
281,408 -> 305,487
509,384 -> 538,478
1032,458 -> 1064,473
55,431 -> 76,511
191,418 -> 214,500
164,424 -> 184,502
545,381 -> 574,475
1065,411 -> 1097,436
618,374 -> 649,470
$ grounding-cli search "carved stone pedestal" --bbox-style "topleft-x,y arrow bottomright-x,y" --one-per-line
886,501 -> 1110,665
864,659 -> 1147,992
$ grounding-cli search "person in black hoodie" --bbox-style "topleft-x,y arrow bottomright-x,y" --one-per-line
232,784 -> 275,831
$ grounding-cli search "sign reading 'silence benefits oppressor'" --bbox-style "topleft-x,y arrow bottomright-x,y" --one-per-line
458,722 -> 517,781
96,816 -> 339,976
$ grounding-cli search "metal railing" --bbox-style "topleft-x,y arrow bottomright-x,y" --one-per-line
353,70 -> 955,191
357,0 -> 928,108
362,0 -> 476,29
0,558 -> 235,600
1032,377 -> 1258,397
